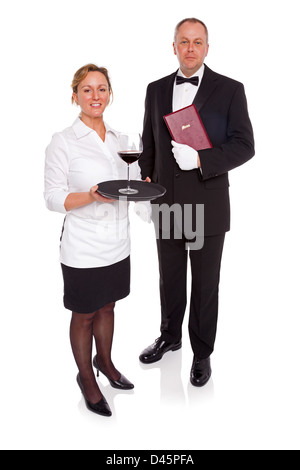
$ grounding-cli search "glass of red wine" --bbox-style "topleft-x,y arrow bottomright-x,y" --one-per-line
117,132 -> 143,195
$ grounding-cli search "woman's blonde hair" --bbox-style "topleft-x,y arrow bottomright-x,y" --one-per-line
71,63 -> 113,104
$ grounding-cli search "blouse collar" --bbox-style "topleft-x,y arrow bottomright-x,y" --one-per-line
72,116 -> 118,139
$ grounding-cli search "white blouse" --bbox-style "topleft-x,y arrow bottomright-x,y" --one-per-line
44,117 -> 140,268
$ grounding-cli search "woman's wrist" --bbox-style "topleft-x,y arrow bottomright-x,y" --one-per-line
64,192 -> 94,211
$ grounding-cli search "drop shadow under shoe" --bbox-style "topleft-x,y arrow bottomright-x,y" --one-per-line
139,337 -> 182,364
190,357 -> 212,387
76,374 -> 112,417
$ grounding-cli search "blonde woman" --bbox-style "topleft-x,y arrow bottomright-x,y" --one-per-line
44,64 -> 139,417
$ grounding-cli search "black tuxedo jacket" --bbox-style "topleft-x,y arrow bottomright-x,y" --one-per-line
139,64 -> 255,236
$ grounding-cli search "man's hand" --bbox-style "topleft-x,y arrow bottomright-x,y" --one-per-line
134,201 -> 152,223
171,141 -> 200,171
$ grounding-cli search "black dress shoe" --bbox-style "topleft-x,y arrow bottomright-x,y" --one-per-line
139,337 -> 182,364
190,356 -> 212,387
76,374 -> 112,417
92,355 -> 134,390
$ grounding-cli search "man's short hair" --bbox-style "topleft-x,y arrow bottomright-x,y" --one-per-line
174,18 -> 209,43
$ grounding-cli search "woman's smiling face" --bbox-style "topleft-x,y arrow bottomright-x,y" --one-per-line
72,71 -> 111,123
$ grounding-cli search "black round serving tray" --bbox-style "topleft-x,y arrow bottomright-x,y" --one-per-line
97,180 -> 166,201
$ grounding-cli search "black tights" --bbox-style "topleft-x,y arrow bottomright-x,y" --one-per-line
70,302 -> 120,404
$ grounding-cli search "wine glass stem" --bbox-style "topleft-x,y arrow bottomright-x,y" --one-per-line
127,164 -> 130,190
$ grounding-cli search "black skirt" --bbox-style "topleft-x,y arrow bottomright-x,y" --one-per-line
61,256 -> 130,314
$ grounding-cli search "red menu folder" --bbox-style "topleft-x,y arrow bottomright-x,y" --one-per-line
163,104 -> 212,150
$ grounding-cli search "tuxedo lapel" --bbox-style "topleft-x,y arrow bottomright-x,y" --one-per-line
161,71 -> 177,115
159,67 -> 218,115
193,65 -> 218,111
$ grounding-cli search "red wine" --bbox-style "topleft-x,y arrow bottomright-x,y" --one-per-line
118,151 -> 141,164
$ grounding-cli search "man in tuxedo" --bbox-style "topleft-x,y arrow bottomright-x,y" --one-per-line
139,18 -> 254,386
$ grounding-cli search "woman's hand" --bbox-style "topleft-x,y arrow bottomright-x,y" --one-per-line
90,185 -> 115,203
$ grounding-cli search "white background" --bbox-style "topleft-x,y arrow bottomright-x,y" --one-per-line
1,0 -> 299,450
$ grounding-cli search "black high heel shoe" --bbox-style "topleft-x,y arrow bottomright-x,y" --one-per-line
92,355 -> 134,390
76,374 -> 112,417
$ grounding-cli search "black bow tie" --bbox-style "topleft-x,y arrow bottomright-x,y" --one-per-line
176,75 -> 199,86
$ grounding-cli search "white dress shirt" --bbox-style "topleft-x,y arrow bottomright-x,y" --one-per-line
172,64 -> 205,112
44,117 -> 140,268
